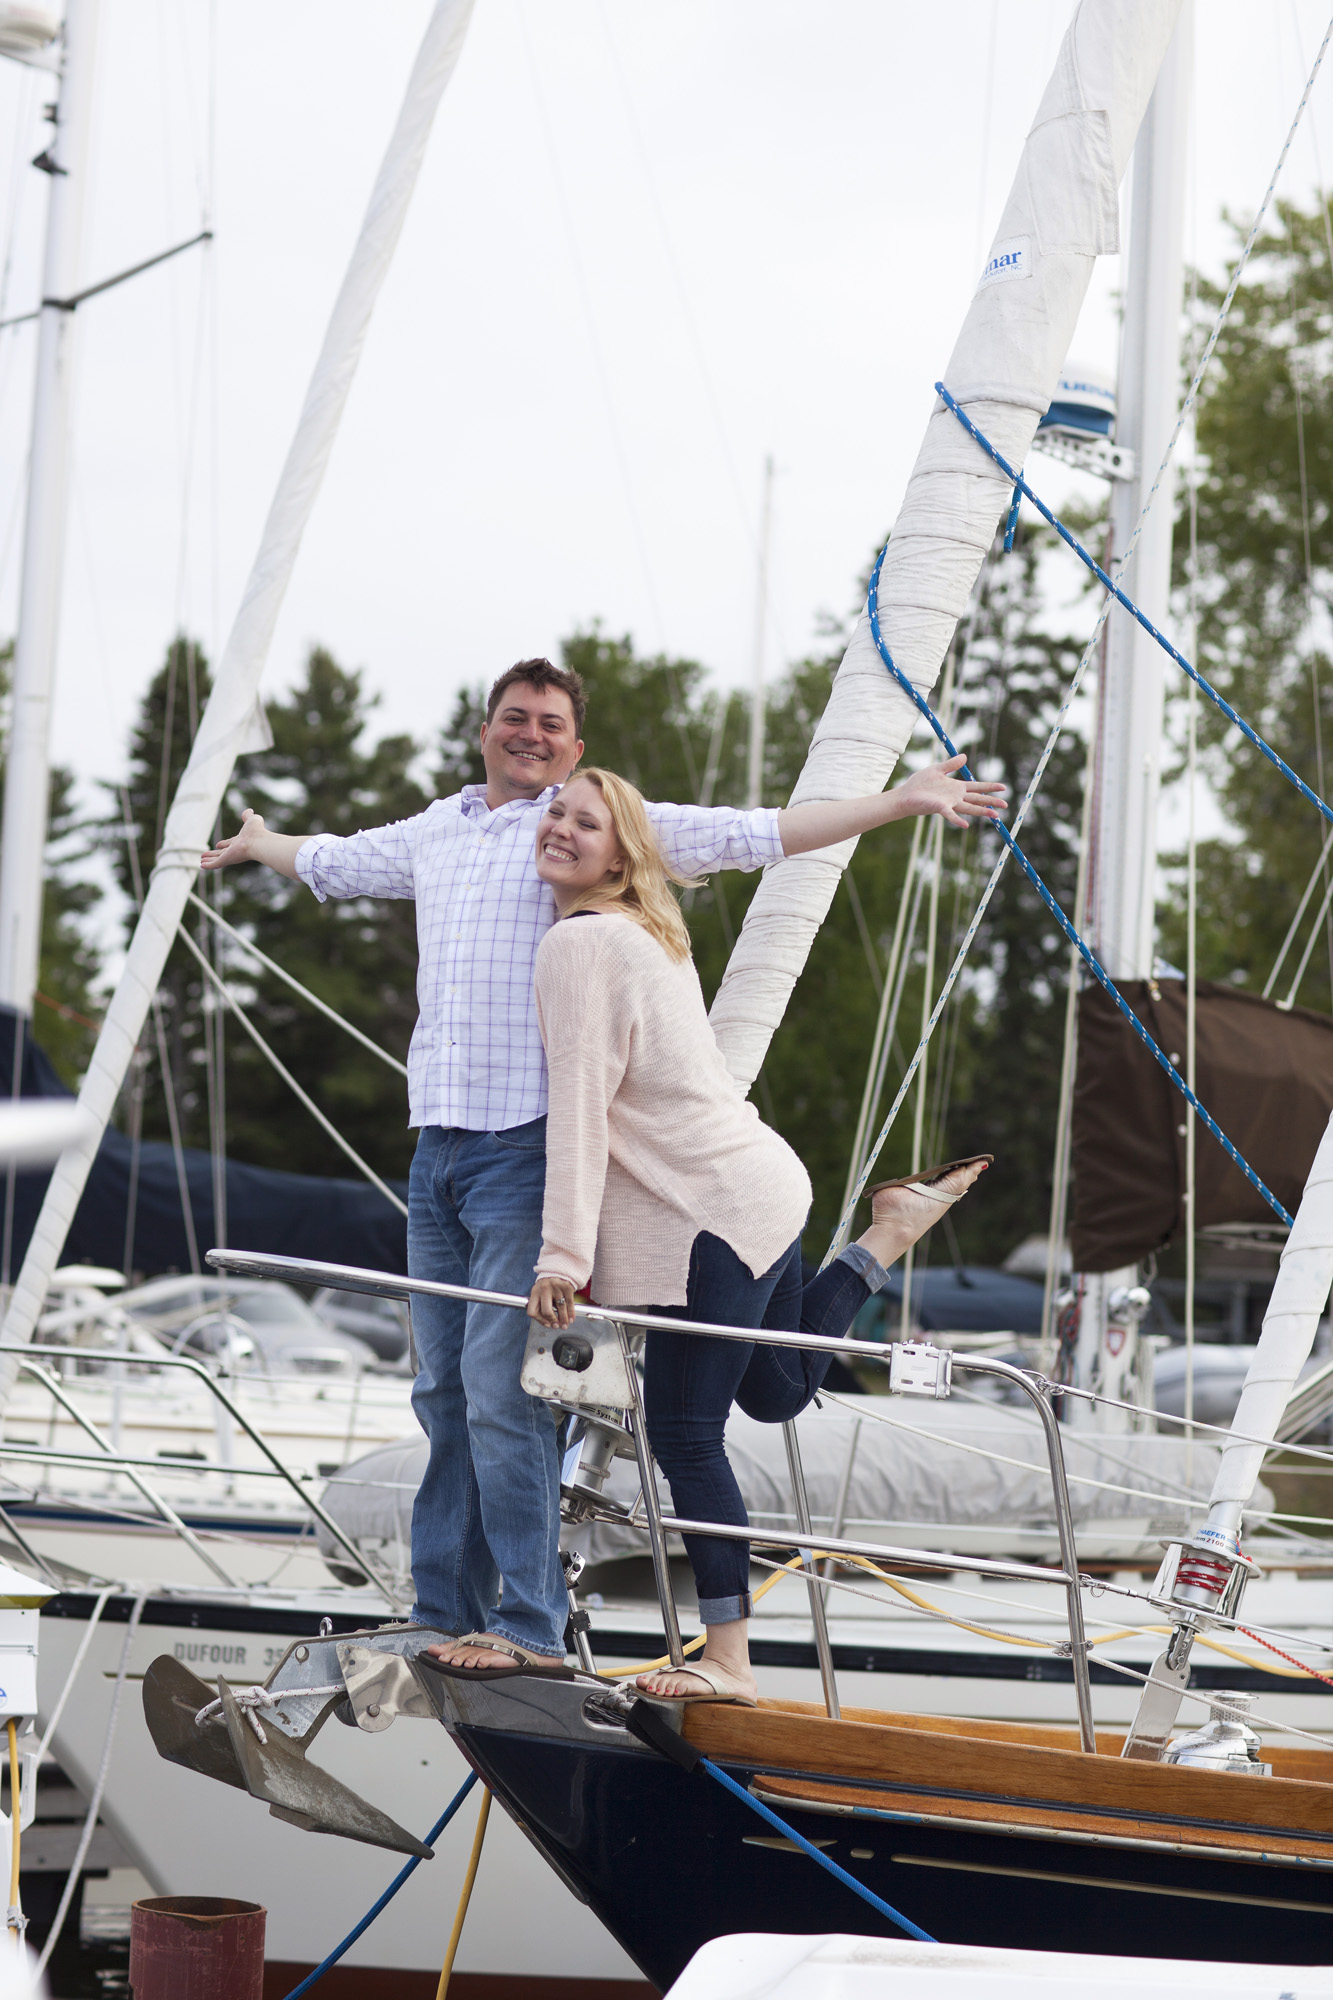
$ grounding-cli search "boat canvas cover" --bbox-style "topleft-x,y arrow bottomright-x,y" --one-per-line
0,1008 -> 407,1276
1070,978 -> 1333,1270
317,1399 -> 1237,1577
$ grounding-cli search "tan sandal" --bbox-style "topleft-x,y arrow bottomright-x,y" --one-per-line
634,1660 -> 758,1706
865,1154 -> 993,1204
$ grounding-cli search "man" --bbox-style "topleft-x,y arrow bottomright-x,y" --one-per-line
202,659 -> 795,1666
204,656 -> 1002,1668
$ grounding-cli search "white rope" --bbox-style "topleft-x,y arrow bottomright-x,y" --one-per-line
34,1594 -> 146,1979
823,14 -> 1333,1260
34,1584 -> 114,1764
194,1680 -> 344,1744
186,892 -> 408,1079
174,925 -> 407,1218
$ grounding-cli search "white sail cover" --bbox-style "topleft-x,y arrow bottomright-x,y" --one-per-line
1203,1110 -> 1333,1539
709,0 -> 1184,1091
0,0 -> 477,1375
317,1400 -> 1236,1578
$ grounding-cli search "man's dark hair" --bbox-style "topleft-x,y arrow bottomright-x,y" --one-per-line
485,658 -> 586,738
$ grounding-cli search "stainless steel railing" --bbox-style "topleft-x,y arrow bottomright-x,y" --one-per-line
208,1249 -> 1097,1749
0,1338 -> 401,1602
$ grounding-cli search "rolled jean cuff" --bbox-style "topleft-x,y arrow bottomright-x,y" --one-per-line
838,1242 -> 891,1294
697,1591 -> 753,1625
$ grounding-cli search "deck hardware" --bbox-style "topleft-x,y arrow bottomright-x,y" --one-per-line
888,1340 -> 953,1399
1121,1534 -> 1255,1762
552,1334 -> 594,1373
1164,1690 -> 1271,1776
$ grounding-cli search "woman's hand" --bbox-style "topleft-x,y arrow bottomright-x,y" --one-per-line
528,1276 -> 579,1329
777,756 -> 1007,854
891,755 -> 1006,828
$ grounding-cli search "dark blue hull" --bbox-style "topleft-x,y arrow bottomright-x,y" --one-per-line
425,1682 -> 1333,1993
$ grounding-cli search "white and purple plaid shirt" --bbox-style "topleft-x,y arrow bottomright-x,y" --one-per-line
296,784 -> 784,1131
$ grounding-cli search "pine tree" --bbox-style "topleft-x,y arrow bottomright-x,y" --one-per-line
0,647 -> 103,1087
215,646 -> 429,1179
1157,195 -> 1333,1006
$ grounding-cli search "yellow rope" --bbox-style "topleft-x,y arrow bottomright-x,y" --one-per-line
436,1786 -> 491,1999
596,1554 -> 809,1677
6,1720 -> 19,1939
591,1545 -> 1326,1690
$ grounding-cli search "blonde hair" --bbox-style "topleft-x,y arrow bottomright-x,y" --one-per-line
559,767 -> 696,963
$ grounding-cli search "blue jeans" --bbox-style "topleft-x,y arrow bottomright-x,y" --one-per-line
406,1121 -> 568,1656
642,1232 -> 878,1625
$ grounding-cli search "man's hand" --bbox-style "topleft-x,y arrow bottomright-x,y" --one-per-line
891,754 -> 1007,829
201,809 -> 309,882
527,1276 -> 578,1329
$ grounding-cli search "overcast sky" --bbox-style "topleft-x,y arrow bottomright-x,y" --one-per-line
0,0 -> 1330,822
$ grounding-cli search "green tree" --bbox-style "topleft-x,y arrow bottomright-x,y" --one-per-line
107,636 -> 216,1145
1158,195 -> 1333,1005
214,647 -> 430,1180
110,638 -> 428,1179
0,647 -> 103,1086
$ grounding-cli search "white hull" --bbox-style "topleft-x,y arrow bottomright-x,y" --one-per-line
31,1555 -> 1333,1982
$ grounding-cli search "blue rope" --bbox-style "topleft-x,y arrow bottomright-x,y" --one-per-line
936,380 -> 1333,832
700,1756 -> 934,1942
1003,477 -> 1022,553
281,1771 -> 479,1998
865,547 -> 1294,1229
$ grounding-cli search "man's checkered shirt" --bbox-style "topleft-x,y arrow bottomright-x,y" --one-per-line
296,783 -> 784,1132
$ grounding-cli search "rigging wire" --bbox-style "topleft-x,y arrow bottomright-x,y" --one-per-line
186,892 -> 409,1078
174,925 -> 408,1218
1262,826 -> 1333,997
824,13 -> 1333,1263
592,0 -> 791,665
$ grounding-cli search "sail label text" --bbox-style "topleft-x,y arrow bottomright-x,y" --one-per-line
978,236 -> 1031,289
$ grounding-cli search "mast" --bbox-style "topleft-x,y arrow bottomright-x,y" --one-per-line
746,454 -> 775,811
0,0 -> 103,1015
709,0 -> 1185,1094
0,0 -> 477,1378
1072,3 -> 1193,1427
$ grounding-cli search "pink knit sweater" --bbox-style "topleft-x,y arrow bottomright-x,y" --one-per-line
534,912 -> 812,1309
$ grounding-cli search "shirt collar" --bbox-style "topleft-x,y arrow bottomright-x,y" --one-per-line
460,782 -> 557,821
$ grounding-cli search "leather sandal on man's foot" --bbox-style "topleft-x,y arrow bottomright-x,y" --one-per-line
417,1632 -> 577,1680
865,1154 -> 994,1205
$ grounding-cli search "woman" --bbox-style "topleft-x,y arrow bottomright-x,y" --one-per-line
520,764 -> 995,1704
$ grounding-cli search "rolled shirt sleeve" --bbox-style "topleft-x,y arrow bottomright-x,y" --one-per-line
644,801 -> 784,875
295,819 -> 420,903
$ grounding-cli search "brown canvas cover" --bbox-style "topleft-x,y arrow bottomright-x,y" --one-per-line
1069,978 -> 1333,1273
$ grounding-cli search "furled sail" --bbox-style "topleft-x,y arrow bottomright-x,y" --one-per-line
0,0 -> 477,1380
709,0 -> 1184,1093
1200,1112 -> 1333,1543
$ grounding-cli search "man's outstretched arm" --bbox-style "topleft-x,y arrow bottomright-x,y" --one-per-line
202,809 -> 310,881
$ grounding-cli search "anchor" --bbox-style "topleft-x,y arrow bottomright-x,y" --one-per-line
142,1623 -> 452,1857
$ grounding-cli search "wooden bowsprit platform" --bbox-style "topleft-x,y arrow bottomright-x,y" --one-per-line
417,1676 -> 1333,1990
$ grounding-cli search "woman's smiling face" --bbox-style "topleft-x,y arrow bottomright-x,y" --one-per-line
534,777 -> 625,900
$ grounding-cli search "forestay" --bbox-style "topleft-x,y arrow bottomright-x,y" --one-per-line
708,0 -> 1184,1092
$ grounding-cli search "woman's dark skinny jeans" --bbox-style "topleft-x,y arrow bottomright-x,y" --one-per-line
641,1232 -> 871,1627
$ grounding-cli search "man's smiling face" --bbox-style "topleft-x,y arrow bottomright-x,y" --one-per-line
479,681 -> 584,807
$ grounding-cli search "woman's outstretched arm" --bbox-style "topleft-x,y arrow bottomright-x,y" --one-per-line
777,755 -> 1005,856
